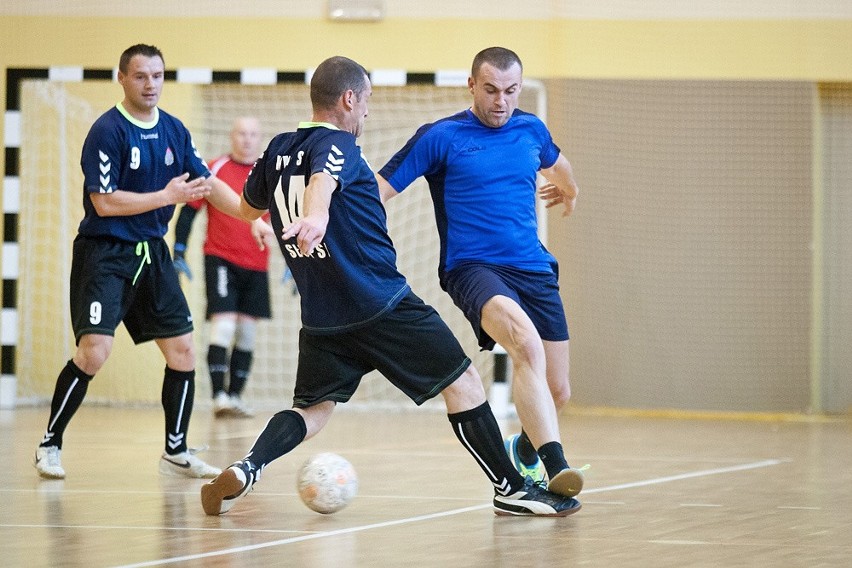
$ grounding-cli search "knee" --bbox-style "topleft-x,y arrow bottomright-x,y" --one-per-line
209,316 -> 237,347
507,333 -> 546,373
441,365 -> 486,410
550,380 -> 572,409
234,318 -> 257,351
74,337 -> 112,375
164,337 -> 196,371
297,401 -> 335,439
452,366 -> 485,396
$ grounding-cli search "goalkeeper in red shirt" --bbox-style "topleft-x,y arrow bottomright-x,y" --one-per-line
173,116 -> 273,418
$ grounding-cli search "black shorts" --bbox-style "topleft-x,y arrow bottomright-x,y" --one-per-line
203,255 -> 271,319
293,291 -> 470,408
441,262 -> 569,350
69,236 -> 193,344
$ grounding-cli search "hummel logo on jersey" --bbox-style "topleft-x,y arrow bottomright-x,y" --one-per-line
98,150 -> 111,192
323,144 -> 344,180
140,133 -> 159,140
191,138 -> 202,160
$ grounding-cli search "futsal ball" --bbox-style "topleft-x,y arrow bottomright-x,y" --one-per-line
296,452 -> 358,514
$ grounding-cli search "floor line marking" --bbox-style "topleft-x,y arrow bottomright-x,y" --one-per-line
579,459 -> 783,494
111,458 -> 783,568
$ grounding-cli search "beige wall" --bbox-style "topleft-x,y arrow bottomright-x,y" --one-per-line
2,10 -> 851,179
2,16 -> 852,79
547,79 -> 814,412
2,6 -> 850,412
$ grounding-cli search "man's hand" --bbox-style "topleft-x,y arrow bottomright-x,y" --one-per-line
538,182 -> 578,217
282,213 -> 329,257
164,173 -> 211,205
251,219 -> 275,251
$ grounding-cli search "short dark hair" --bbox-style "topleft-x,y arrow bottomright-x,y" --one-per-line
310,56 -> 370,111
119,44 -> 164,74
471,47 -> 523,78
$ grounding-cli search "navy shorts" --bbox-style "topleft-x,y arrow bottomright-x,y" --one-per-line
69,236 -> 193,344
203,255 -> 271,319
441,262 -> 569,350
292,291 -> 471,408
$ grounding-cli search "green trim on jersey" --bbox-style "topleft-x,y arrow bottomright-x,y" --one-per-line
298,121 -> 339,130
116,102 -> 159,129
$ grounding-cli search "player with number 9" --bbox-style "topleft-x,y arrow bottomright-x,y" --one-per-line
33,43 -> 273,481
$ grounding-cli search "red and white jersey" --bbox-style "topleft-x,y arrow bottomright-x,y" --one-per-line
189,155 -> 270,271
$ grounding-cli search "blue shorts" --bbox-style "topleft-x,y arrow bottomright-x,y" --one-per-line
441,262 -> 569,350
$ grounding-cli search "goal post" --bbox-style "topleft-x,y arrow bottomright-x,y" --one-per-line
10,69 -> 546,411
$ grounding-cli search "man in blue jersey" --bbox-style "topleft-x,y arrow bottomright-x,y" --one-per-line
199,55 -> 581,517
377,47 -> 584,497
33,44 -> 273,480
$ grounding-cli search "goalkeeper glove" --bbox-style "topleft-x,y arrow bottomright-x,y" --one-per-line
282,266 -> 298,296
173,244 -> 193,280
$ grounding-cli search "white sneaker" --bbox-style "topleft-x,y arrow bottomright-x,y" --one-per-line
228,395 -> 255,418
34,446 -> 66,479
159,450 -> 222,479
200,461 -> 256,515
213,391 -> 233,417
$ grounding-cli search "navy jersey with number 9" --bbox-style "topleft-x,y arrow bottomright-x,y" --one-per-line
78,103 -> 211,242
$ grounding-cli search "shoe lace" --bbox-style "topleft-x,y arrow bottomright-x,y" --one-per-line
524,475 -> 548,489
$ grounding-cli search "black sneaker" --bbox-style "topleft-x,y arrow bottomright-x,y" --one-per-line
201,461 -> 257,515
493,477 -> 582,517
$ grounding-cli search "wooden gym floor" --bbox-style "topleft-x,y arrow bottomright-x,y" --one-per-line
1,404 -> 849,567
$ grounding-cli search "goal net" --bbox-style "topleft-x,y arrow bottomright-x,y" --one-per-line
15,78 -> 545,411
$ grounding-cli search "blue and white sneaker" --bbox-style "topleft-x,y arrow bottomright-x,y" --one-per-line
504,434 -> 546,484
201,461 -> 258,515
494,477 -> 582,517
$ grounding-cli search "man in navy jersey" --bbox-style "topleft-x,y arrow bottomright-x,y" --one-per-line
33,44 -> 273,480
173,116 -> 272,419
200,55 -> 581,517
377,47 -> 584,497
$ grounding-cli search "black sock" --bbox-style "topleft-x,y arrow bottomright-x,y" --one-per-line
448,402 -> 525,495
227,348 -> 252,396
244,409 -> 307,470
40,360 -> 93,449
162,367 -> 195,455
517,429 -> 539,465
538,441 -> 570,479
207,345 -> 227,396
